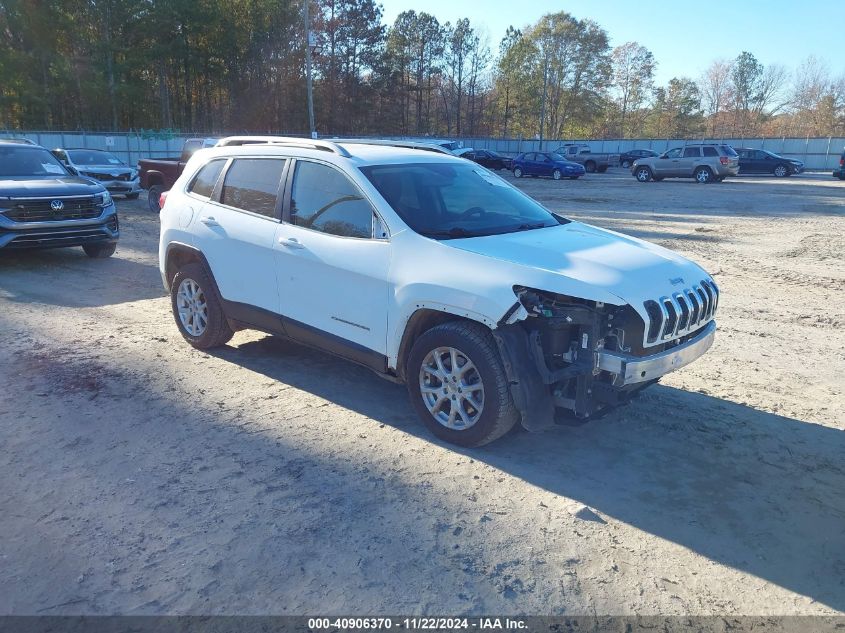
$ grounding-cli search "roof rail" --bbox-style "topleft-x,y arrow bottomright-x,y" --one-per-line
328,138 -> 452,155
215,136 -> 351,158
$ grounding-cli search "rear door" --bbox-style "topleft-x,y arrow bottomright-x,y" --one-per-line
192,157 -> 287,315
522,153 -> 537,175
679,146 -> 701,175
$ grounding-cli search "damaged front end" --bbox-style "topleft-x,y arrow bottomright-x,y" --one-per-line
492,286 -> 716,431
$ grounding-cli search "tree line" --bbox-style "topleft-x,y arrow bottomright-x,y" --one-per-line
2,0 -> 843,138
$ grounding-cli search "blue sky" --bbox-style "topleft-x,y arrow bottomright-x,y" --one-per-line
378,0 -> 843,84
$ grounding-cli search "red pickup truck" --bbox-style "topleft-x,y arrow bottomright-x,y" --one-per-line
138,138 -> 216,211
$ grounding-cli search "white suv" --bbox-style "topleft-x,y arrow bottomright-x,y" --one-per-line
159,136 -> 719,446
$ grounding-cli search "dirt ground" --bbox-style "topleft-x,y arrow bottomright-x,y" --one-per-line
0,170 -> 843,616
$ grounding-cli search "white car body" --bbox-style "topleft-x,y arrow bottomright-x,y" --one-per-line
159,137 -> 718,437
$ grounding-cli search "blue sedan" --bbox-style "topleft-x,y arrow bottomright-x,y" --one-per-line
512,151 -> 586,180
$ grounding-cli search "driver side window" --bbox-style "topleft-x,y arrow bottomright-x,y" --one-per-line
290,161 -> 375,239
665,148 -> 683,159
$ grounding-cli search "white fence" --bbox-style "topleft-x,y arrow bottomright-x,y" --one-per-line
3,131 -> 844,171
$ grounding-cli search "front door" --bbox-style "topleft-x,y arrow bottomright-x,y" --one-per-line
652,147 -> 683,176
274,159 -> 390,365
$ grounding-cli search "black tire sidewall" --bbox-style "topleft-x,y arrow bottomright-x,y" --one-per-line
82,242 -> 117,258
406,324 -> 514,447
148,185 -> 163,212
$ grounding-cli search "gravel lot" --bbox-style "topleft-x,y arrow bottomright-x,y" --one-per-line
1,170 -> 843,616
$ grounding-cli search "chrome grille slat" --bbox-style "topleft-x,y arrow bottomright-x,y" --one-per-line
643,279 -> 719,346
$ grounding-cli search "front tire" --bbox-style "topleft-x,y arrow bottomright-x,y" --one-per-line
513,167 -> 523,178
552,169 -> 562,180
773,164 -> 789,177
82,242 -> 117,258
406,321 -> 519,447
635,166 -> 652,182
170,262 -> 233,349
147,185 -> 164,212
694,166 -> 714,183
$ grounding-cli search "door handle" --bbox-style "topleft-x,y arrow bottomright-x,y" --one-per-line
279,237 -> 305,249
200,216 -> 220,227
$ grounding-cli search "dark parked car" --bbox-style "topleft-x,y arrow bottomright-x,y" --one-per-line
0,141 -> 118,256
736,148 -> 804,177
463,149 -> 512,170
512,152 -> 586,180
619,148 -> 658,168
52,148 -> 141,198
832,149 -> 844,180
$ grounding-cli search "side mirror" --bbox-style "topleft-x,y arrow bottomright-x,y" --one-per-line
659,153 -> 667,159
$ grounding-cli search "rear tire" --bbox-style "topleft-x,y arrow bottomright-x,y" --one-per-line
406,321 -> 519,447
170,262 -> 233,349
513,167 -> 523,178
147,185 -> 164,212
82,242 -> 116,258
552,169 -> 562,180
694,166 -> 714,184
635,166 -> 652,182
621,159 -> 632,168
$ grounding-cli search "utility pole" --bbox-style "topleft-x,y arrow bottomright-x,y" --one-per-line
303,0 -> 316,138
538,54 -> 548,151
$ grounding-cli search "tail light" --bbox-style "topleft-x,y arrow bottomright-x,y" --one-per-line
159,190 -> 169,209
840,157 -> 844,167
719,157 -> 730,165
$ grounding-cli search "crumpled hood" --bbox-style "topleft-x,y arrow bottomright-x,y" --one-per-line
446,221 -> 712,307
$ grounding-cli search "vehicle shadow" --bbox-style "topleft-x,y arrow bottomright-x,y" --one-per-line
0,247 -> 164,307
212,334 -> 845,611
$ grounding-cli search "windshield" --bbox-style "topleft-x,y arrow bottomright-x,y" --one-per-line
361,162 -> 566,239
548,153 -> 566,161
67,150 -> 123,166
0,146 -> 70,178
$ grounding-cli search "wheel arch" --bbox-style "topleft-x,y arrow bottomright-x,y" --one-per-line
395,307 -> 485,382
164,242 -> 214,292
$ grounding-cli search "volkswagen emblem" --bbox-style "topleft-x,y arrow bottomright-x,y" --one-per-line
50,199 -> 64,212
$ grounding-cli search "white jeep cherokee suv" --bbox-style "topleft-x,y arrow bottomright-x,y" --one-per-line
159,136 -> 718,446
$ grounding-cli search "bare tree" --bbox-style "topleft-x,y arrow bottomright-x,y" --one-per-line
699,59 -> 733,135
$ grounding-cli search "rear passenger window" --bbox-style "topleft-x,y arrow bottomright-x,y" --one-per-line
290,161 -> 374,239
702,147 -> 718,157
188,160 -> 226,199
220,158 -> 286,218
683,147 -> 701,158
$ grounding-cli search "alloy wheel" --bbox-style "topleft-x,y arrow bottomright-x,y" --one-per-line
419,346 -> 484,430
176,278 -> 208,337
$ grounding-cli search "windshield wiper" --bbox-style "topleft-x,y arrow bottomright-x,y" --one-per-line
419,227 -> 482,239
513,222 -> 549,232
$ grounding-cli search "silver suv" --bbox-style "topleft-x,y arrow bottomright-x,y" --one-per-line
632,144 -> 739,183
